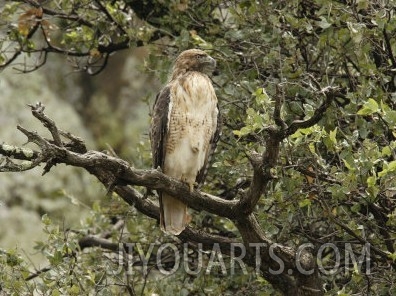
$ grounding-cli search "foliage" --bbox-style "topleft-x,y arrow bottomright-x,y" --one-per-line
1,0 -> 396,295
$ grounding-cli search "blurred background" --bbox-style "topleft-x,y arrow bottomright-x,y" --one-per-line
0,46 -> 158,266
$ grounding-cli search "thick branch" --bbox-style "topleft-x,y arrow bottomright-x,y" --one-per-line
230,85 -> 336,294
236,127 -> 282,214
2,104 -> 238,219
0,103 -> 325,295
236,214 -> 322,296
274,84 -> 287,130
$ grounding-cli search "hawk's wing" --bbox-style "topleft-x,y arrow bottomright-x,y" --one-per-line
195,104 -> 221,186
150,86 -> 171,169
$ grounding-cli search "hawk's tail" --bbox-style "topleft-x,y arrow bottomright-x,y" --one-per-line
160,194 -> 190,235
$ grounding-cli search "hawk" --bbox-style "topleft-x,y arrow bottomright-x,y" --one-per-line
150,49 -> 220,235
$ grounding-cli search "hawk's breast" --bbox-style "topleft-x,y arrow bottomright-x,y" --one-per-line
164,72 -> 217,187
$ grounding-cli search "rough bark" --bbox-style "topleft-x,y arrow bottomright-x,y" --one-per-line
0,102 -> 332,295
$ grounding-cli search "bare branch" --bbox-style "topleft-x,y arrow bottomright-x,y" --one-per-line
0,154 -> 42,172
24,266 -> 51,281
28,102 -> 62,146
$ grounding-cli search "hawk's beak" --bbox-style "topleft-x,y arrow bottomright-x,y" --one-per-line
205,56 -> 217,75
208,56 -> 216,67
207,56 -> 216,69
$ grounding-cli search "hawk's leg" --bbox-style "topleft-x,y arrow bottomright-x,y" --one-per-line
180,175 -> 197,192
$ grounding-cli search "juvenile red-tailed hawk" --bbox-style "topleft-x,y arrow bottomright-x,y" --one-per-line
150,49 -> 220,235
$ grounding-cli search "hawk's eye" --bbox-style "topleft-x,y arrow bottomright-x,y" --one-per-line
196,54 -> 206,60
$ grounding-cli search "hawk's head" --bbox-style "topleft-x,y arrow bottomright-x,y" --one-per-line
171,49 -> 216,80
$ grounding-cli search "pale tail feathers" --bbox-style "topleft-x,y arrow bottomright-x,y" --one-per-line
160,194 -> 191,235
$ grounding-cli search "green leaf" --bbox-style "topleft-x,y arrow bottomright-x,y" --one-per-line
388,161 -> 396,171
42,214 -> 51,226
388,252 -> 396,262
378,160 -> 396,177
342,158 -> 355,171
254,87 -> 270,105
380,100 -> 392,112
347,21 -> 364,43
6,251 -> 22,267
233,126 -> 251,137
299,198 -> 312,208
382,146 -> 392,157
351,203 -> 361,213
383,110 -> 396,128
68,284 -> 80,296
48,250 -> 63,265
357,98 -> 379,115
329,127 -> 337,145
317,16 -> 332,29
367,175 -> 377,187
290,126 -> 319,138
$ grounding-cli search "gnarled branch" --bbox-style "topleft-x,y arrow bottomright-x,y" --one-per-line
1,103 -> 325,296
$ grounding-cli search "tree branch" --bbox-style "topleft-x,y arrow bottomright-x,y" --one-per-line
3,103 -> 238,218
236,214 -> 322,296
0,103 -> 324,295
274,84 -> 287,130
286,87 -> 337,137
236,126 -> 282,214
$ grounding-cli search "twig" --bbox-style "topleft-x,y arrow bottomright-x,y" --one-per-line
24,266 -> 51,281
292,165 -> 342,185
28,102 -> 63,147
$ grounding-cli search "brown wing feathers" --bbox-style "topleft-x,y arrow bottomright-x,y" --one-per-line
150,86 -> 170,169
